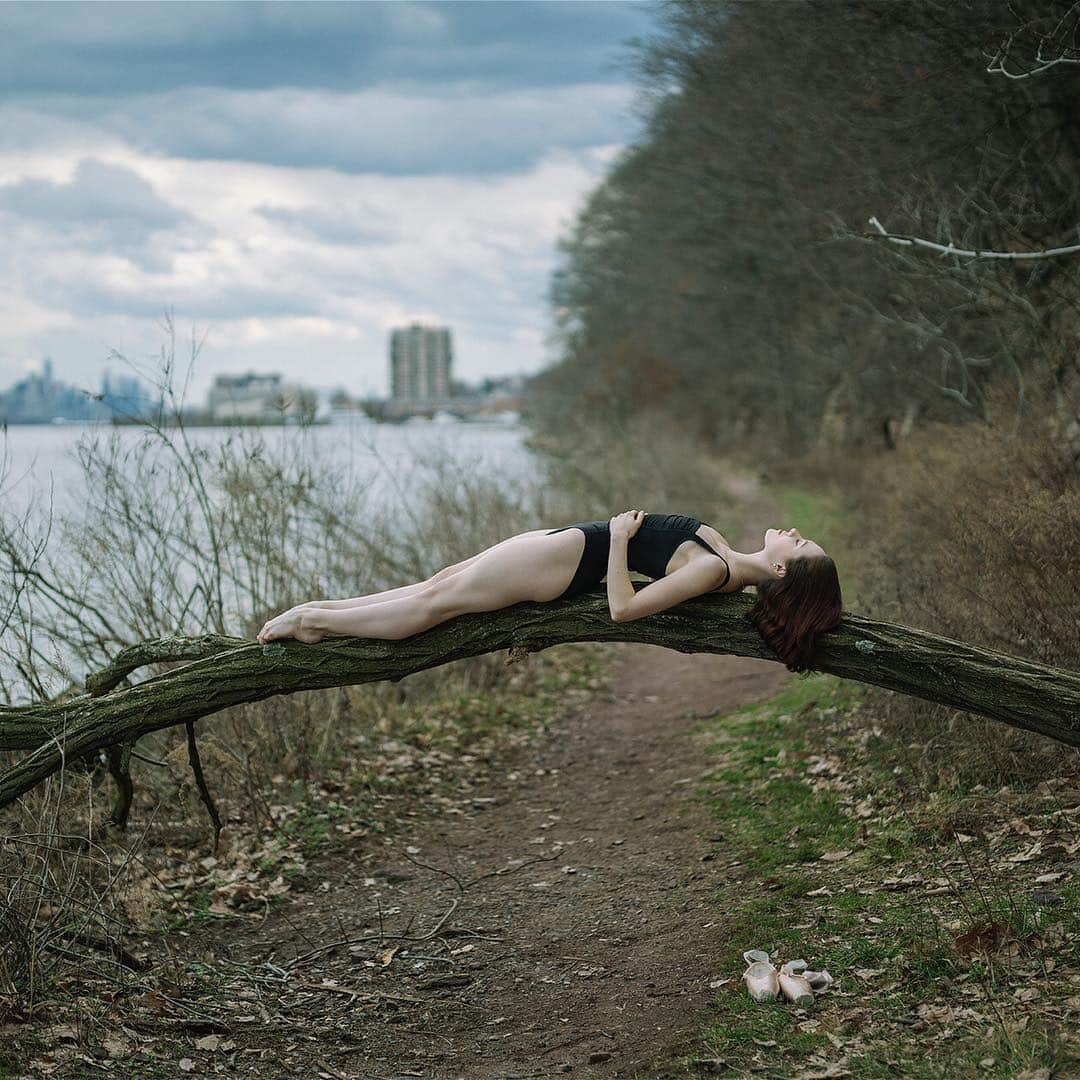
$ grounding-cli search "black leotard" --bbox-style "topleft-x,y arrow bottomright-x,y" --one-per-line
545,513 -> 730,601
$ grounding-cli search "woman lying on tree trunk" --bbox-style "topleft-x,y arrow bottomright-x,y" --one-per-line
256,511 -> 844,672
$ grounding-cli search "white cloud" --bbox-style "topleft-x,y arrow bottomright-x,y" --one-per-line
1,140 -> 610,401
0,1 -> 649,406
6,81 -> 635,176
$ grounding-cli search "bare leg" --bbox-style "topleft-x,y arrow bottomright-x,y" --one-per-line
302,528 -> 555,612
305,554 -> 481,611
259,570 -> 466,641
256,529 -> 562,643
259,530 -> 582,643
303,590 -> 454,641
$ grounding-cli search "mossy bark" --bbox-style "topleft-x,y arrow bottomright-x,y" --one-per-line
1,592 -> 1077,809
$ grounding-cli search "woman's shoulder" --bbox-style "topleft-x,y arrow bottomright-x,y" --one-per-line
697,520 -> 734,552
712,573 -> 745,595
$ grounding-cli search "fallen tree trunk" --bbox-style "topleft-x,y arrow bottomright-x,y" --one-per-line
0,591 -> 1077,809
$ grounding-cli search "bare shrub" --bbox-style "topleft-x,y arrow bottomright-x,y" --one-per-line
825,376 -> 1079,787
0,327 -> 573,1002
527,413 -> 742,528
0,813 -> 150,1013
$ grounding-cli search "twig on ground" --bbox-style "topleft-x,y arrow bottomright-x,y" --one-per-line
465,849 -> 562,888
284,896 -> 462,970
293,981 -> 426,1004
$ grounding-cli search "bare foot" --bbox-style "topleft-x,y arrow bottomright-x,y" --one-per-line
257,609 -> 326,645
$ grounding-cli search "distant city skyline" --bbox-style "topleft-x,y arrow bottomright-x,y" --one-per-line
0,349 -> 528,425
1,1 -> 653,406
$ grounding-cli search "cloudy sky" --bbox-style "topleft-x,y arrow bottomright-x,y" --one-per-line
2,0 -> 653,404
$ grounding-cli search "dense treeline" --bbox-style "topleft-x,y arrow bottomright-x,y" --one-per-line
524,0 -> 1080,463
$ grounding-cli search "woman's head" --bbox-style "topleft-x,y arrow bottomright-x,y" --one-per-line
746,527 -> 843,674
763,526 -> 825,566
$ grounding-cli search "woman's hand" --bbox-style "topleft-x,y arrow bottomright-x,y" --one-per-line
610,509 -> 646,542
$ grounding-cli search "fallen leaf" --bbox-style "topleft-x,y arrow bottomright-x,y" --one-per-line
792,1058 -> 851,1078
102,1036 -> 130,1060
820,850 -> 852,862
179,1060 -> 196,1073
806,886 -> 833,897
881,876 -> 922,891
1003,1015 -> 1030,1035
954,921 -> 1005,956
1007,841 -> 1043,863
194,1035 -> 221,1052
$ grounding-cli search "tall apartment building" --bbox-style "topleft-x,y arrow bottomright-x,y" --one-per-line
389,323 -> 453,405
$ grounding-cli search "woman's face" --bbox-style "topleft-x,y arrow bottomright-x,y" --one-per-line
765,526 -> 826,566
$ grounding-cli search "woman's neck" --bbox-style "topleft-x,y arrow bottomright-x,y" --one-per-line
722,546 -> 778,589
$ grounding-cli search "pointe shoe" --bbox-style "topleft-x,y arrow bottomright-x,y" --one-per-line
786,958 -> 834,993
742,949 -> 780,1003
778,959 -> 816,1007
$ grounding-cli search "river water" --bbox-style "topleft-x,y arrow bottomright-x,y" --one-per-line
1,416 -> 538,517
0,416 -> 544,701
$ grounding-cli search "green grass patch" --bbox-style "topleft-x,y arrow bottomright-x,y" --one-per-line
769,479 -> 872,604
770,482 -> 852,543
678,673 -> 1078,1079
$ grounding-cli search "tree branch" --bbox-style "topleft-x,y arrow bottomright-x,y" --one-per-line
185,720 -> 222,851
986,1 -> 1080,79
0,591 -> 1077,811
865,216 -> 1080,260
84,634 -> 248,696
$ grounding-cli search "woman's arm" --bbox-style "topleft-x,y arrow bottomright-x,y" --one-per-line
606,534 -> 637,621
612,558 -> 729,622
606,510 -> 647,620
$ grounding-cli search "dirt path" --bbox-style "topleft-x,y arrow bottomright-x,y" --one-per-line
208,643 -> 789,1080
164,480 -> 796,1079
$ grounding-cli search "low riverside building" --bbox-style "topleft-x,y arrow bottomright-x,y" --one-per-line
206,372 -> 315,422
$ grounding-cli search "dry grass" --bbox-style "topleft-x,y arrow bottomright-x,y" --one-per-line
801,376 -> 1079,790
0,361 -> 738,1019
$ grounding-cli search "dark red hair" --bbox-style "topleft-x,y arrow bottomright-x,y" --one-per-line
744,554 -> 843,674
